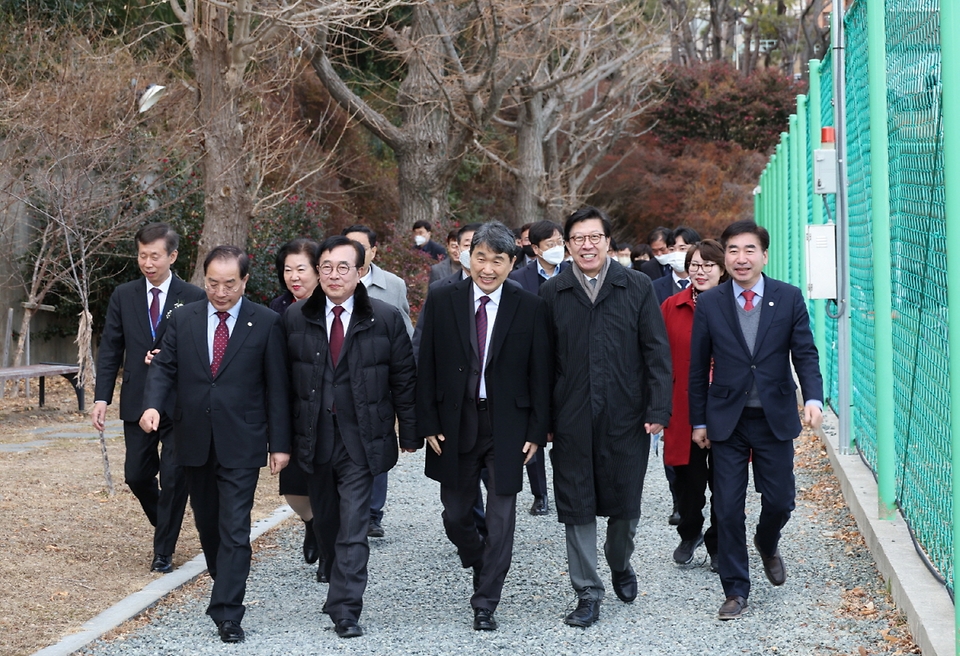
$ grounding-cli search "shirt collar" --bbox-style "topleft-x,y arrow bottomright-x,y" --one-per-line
360,262 -> 379,289
149,273 -> 174,296
208,297 -> 243,319
472,281 -> 504,306
537,260 -> 557,280
732,275 -> 765,299
326,294 -> 356,316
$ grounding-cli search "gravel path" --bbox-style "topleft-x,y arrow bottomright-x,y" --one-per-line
79,440 -> 904,656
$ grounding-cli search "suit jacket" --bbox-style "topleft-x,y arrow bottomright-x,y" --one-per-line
688,275 -> 823,443
640,258 -> 669,281
415,278 -> 551,495
94,274 -> 206,421
652,273 -> 690,305
364,263 -> 414,338
507,259 -> 567,294
143,298 -> 292,468
428,257 -> 460,284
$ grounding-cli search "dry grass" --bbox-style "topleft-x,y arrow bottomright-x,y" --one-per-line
0,378 -> 286,656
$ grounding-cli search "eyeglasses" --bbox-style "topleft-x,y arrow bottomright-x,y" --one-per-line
568,233 -> 606,247
205,282 -> 242,294
688,261 -> 718,273
319,263 -> 357,276
539,240 -> 564,250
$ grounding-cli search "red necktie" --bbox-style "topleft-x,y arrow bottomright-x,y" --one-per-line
742,289 -> 756,311
329,306 -> 345,367
211,311 -> 229,376
149,288 -> 161,333
476,296 -> 490,398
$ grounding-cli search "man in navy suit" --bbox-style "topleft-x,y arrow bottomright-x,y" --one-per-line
92,223 -> 206,574
689,220 -> 823,621
508,219 -> 565,516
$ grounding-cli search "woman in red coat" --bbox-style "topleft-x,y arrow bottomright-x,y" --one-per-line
661,239 -> 728,571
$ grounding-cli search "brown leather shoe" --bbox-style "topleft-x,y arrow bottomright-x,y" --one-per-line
754,536 -> 786,586
717,595 -> 748,620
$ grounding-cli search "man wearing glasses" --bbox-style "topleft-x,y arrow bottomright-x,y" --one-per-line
540,206 -> 672,628
283,235 -> 417,639
140,245 -> 291,643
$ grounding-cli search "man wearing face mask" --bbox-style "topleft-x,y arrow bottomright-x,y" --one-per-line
639,226 -> 674,281
508,220 -> 566,516
652,226 -> 702,305
412,220 -> 447,261
513,223 -> 536,270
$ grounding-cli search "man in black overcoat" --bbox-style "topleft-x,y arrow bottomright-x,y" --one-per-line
412,221 -> 551,632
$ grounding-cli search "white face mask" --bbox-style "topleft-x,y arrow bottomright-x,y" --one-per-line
459,249 -> 472,271
541,245 -> 565,266
617,256 -> 632,267
414,234 -> 428,247
655,251 -> 687,272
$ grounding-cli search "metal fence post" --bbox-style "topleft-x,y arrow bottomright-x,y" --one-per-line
866,0 -> 896,519
808,62 -> 828,382
938,0 -> 960,643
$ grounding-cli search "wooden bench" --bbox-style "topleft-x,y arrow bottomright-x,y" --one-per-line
0,363 -> 85,411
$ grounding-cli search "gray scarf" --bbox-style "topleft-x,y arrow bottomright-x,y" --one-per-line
573,256 -> 612,304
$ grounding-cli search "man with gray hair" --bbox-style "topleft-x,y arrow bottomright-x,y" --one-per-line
410,221 -> 551,631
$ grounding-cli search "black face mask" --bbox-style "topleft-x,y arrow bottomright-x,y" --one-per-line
522,245 -> 536,259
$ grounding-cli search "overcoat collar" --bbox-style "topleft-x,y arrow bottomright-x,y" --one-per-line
554,259 -> 630,309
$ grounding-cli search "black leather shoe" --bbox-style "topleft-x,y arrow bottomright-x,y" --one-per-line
717,595 -> 749,620
218,620 -> 245,643
473,607 -> 498,631
303,519 -> 319,564
611,566 -> 637,602
150,554 -> 173,574
673,532 -> 704,565
367,520 -> 385,538
316,557 -> 329,583
334,618 -> 363,638
754,536 -> 786,586
564,598 -> 600,627
529,496 -> 549,515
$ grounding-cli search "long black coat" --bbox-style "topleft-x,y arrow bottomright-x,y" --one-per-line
415,278 -> 551,495
283,283 -> 417,476
539,261 -> 672,524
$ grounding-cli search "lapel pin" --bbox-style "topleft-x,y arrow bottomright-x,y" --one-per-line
768,301 -> 774,306
247,322 -> 253,326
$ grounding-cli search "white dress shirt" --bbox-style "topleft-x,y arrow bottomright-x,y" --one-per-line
206,298 -> 242,364
325,294 -> 355,338
147,274 -> 173,338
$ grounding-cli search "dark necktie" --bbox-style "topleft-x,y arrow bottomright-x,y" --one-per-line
330,306 -> 345,367
475,296 -> 490,398
742,289 -> 756,311
149,288 -> 161,334
211,311 -> 230,376
678,279 -> 690,290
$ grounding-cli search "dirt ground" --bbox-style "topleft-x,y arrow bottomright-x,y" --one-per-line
0,378 -> 288,656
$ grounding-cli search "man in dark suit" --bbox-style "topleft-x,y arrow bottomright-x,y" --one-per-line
639,226 -> 674,281
507,219 -> 566,516
91,223 -> 205,574
412,221 -> 551,632
540,207 -> 672,628
412,220 -> 447,260
651,226 -> 701,304
689,220 -> 823,621
140,245 -> 291,643
429,228 -> 462,283
284,235 -> 417,639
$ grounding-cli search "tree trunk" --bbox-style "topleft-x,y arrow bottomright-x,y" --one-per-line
190,22 -> 253,283
513,90 -> 547,226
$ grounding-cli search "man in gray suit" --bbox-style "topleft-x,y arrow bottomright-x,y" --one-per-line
429,228 -> 462,284
343,225 -> 414,539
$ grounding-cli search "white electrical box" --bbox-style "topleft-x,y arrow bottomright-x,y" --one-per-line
805,224 -> 837,299
813,149 -> 838,194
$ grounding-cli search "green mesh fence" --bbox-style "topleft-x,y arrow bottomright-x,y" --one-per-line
758,0 -> 951,591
